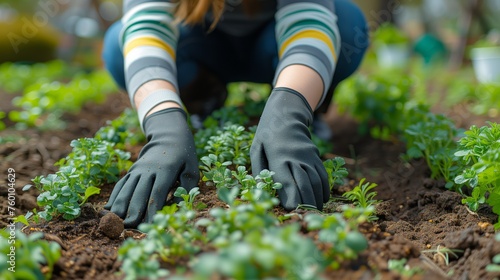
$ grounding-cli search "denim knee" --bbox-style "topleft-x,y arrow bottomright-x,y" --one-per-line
333,0 -> 370,85
102,21 -> 126,89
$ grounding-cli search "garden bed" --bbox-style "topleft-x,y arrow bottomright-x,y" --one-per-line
2,73 -> 500,279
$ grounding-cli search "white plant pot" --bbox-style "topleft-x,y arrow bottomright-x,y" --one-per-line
376,44 -> 410,68
470,47 -> 500,84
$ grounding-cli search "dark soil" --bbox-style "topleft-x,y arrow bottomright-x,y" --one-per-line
2,90 -> 500,280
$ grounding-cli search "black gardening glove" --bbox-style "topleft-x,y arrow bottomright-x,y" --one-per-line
250,87 -> 330,210
105,108 -> 199,228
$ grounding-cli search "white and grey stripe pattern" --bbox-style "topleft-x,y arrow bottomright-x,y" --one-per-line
275,0 -> 341,108
120,0 -> 182,128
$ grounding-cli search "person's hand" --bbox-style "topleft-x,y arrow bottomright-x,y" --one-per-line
250,87 -> 330,210
105,108 -> 199,228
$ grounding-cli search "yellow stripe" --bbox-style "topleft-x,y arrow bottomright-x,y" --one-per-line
279,29 -> 337,61
124,36 -> 175,60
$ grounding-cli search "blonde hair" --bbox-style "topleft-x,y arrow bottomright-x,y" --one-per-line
174,0 -> 259,29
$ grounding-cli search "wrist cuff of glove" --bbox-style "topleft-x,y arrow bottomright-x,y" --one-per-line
272,87 -> 314,114
137,89 -> 185,131
143,107 -> 187,133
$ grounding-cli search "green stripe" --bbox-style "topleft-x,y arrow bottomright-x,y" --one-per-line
278,7 -> 330,20
279,21 -> 336,45
129,9 -> 174,20
123,19 -> 176,43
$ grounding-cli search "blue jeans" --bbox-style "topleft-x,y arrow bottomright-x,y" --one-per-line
102,0 -> 369,113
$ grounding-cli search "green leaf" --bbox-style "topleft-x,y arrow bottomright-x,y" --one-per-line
81,186 -> 101,204
174,187 -> 188,197
217,187 -> 239,206
13,215 -> 30,226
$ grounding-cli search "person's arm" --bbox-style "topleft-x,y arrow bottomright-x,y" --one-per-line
121,0 -> 182,129
274,0 -> 341,110
250,0 -> 341,211
105,1 -> 200,228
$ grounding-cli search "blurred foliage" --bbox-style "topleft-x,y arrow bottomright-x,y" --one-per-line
0,0 -> 37,14
0,15 -> 60,63
372,22 -> 410,46
0,60 -> 77,93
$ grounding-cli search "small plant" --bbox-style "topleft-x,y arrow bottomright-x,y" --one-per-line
200,154 -> 235,189
454,122 -> 500,228
202,106 -> 249,129
335,71 -> 412,137
174,187 -> 205,211
305,206 -> 370,269
24,138 -> 131,221
118,205 -> 203,280
192,224 -> 325,280
95,108 -> 145,148
323,157 -> 349,190
388,258 -> 423,277
202,124 -> 254,166
422,245 -> 463,266
0,230 -> 61,280
403,106 -> 463,187
342,178 -> 381,221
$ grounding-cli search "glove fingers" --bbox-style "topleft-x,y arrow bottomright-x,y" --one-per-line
123,175 -> 155,228
179,161 -> 201,191
145,173 -> 178,223
109,174 -> 139,218
303,164 -> 324,209
250,143 -> 269,173
291,164 -> 318,210
274,164 -> 302,211
315,162 -> 331,203
104,173 -> 129,210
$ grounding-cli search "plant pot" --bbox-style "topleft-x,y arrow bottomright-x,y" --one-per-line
470,47 -> 500,84
376,44 -> 410,68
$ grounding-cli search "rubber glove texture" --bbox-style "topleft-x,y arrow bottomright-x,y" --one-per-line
250,87 -> 330,210
105,108 -> 199,228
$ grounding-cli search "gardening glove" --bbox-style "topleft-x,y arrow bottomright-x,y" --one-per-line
250,87 -> 330,211
105,108 -> 199,228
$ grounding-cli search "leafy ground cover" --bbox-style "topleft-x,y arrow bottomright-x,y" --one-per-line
2,59 -> 500,279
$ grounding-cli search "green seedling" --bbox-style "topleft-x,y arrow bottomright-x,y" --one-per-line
403,105 -> 463,186
174,187 -> 205,211
0,230 -> 61,280
24,138 -> 131,221
95,108 -> 145,147
118,205 -> 202,280
192,224 -> 325,280
323,157 -> 349,190
342,178 -> 381,221
454,122 -> 500,228
305,206 -> 370,269
335,71 -> 412,138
